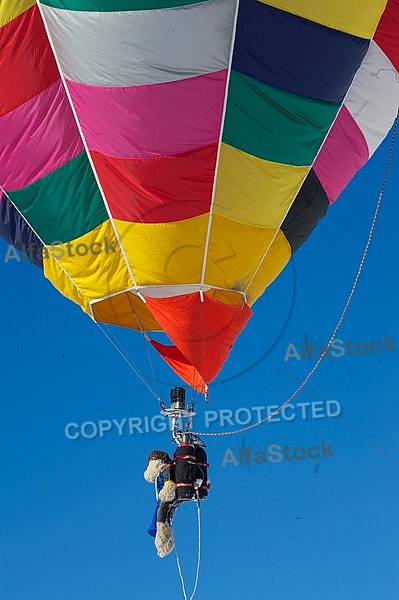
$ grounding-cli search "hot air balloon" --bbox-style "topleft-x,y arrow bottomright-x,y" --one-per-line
1,0 -> 399,397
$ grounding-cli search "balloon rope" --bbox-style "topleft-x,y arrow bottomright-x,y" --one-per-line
126,293 -> 161,402
174,500 -> 202,600
1,186 -> 161,403
190,112 -> 399,438
142,334 -> 160,399
175,549 -> 188,600
96,322 -> 160,401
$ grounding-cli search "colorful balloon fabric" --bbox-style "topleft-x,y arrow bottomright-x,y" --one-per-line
1,0 -> 399,391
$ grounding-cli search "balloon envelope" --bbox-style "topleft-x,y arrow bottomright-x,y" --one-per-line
1,0 -> 399,390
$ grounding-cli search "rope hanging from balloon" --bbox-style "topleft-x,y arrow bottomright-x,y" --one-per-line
95,321 -> 161,402
189,111 -> 399,439
174,499 -> 202,600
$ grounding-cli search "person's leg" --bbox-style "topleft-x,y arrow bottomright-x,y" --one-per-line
167,498 -> 183,525
155,502 -> 175,558
157,501 -> 168,523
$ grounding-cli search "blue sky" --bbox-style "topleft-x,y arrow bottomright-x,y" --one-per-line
1,129 -> 398,600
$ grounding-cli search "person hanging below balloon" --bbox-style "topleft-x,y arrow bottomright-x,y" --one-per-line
144,450 -> 178,557
144,442 -> 210,557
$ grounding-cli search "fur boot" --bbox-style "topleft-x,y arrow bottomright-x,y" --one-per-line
155,522 -> 175,558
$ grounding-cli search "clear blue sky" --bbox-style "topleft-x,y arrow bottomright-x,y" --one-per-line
1,130 -> 398,600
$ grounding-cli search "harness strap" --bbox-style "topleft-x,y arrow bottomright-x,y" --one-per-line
175,455 -> 196,461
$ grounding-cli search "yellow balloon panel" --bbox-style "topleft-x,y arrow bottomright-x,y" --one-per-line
115,214 -> 291,306
0,0 -> 35,26
205,214 -> 291,300
259,0 -> 387,37
91,292 -> 163,332
115,215 -> 208,287
44,256 -> 88,312
214,143 -> 308,228
244,230 -> 291,306
44,220 -> 133,309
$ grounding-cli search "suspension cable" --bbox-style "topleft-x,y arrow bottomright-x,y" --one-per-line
96,322 -> 160,402
127,293 -> 161,400
175,499 -> 202,600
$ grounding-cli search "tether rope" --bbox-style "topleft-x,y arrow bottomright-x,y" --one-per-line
190,112 -> 398,438
175,499 -> 202,600
127,293 -> 161,401
96,322 -> 160,401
